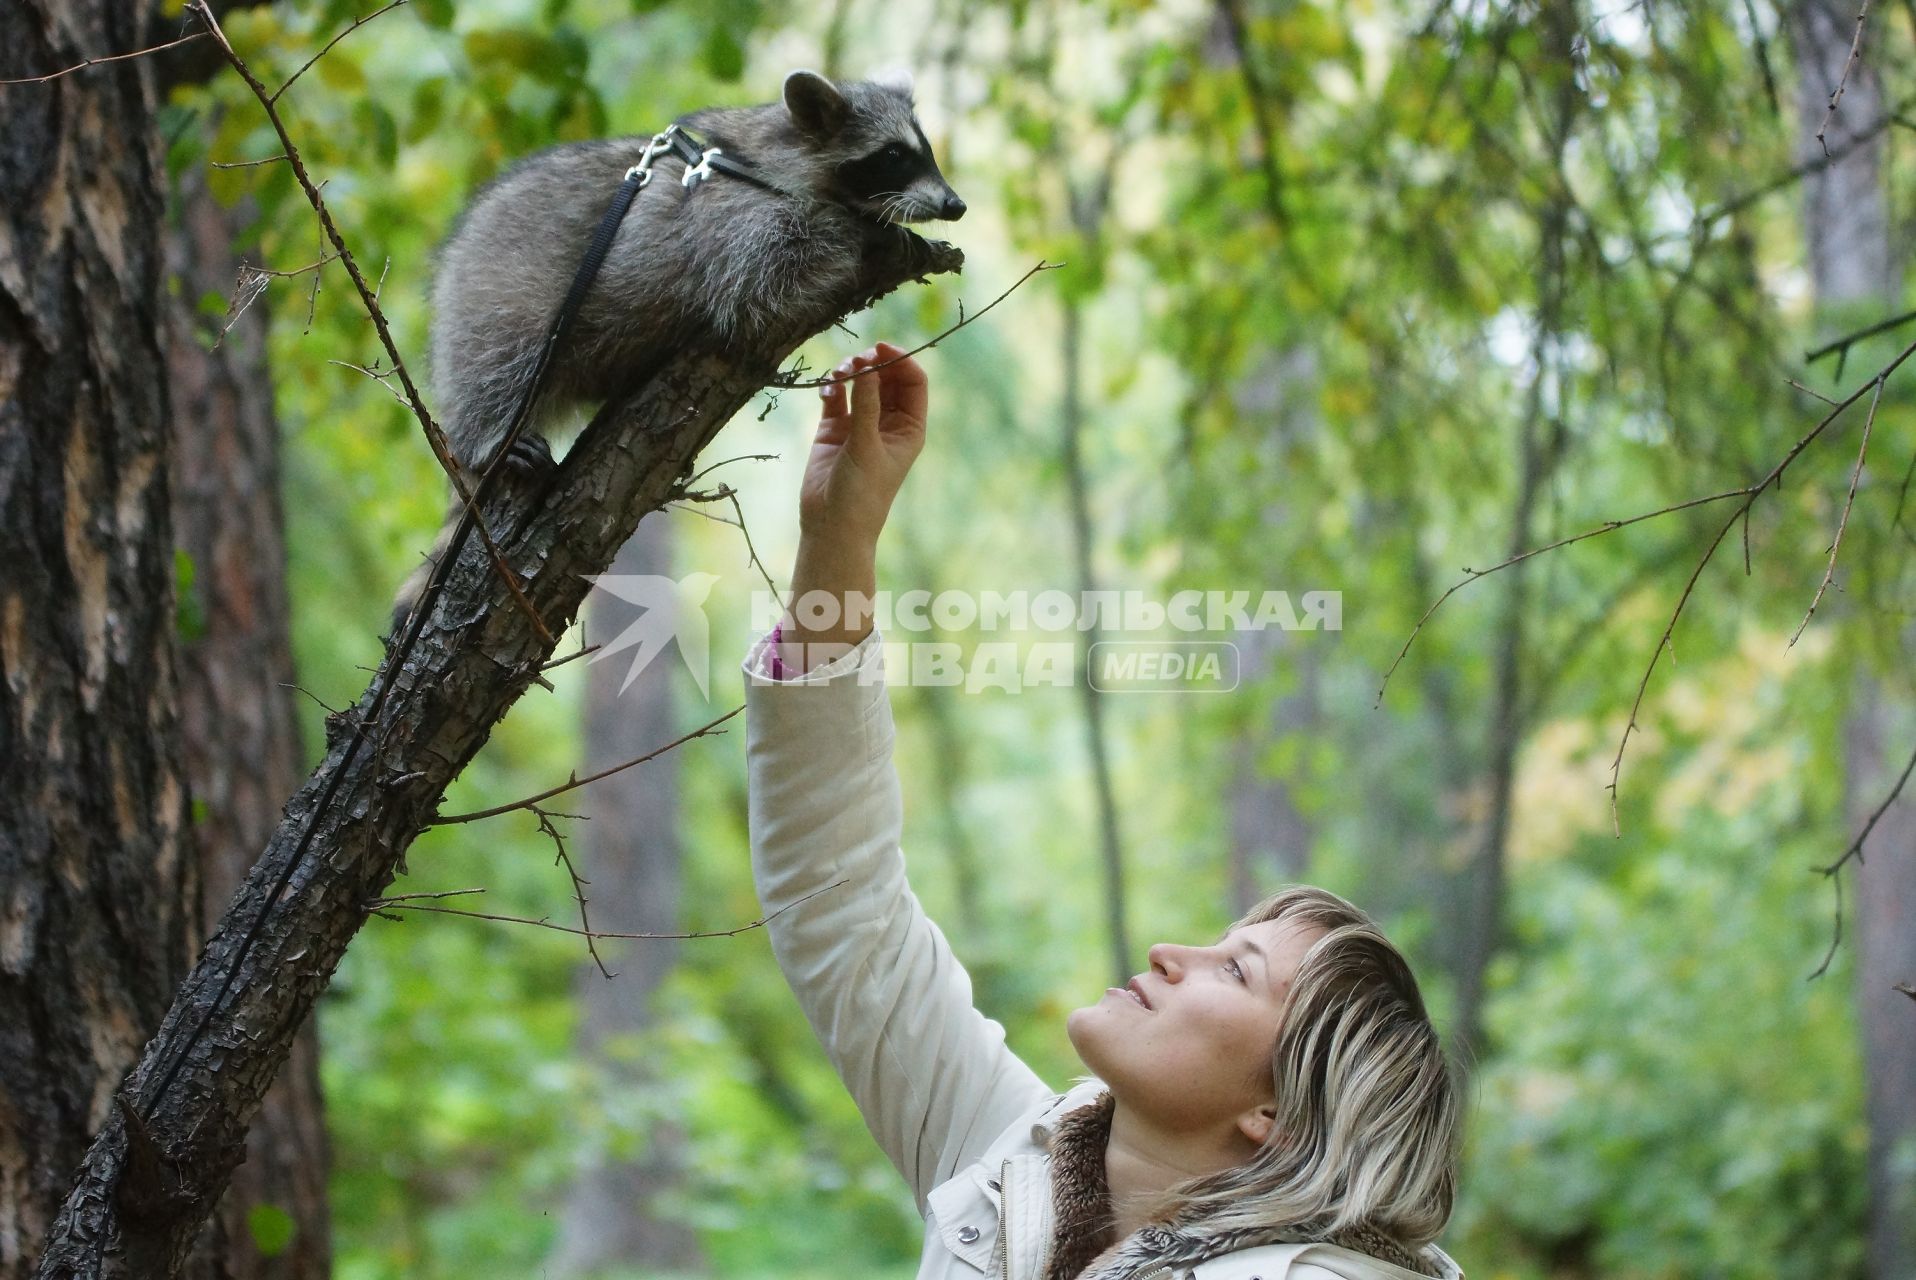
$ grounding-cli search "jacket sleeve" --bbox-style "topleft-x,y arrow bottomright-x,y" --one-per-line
742,625 -> 1052,1210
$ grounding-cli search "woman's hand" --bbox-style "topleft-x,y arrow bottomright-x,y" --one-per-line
779,342 -> 929,670
801,341 -> 928,548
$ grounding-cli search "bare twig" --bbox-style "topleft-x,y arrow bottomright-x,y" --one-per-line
0,30 -> 207,85
271,0 -> 410,103
539,643 -> 601,673
210,154 -> 289,170
1380,331 -> 1916,833
1789,375 -> 1882,646
1374,487 -> 1750,705
1815,0 -> 1872,156
1805,305 -> 1916,368
185,2 -> 552,645
1808,857 -> 1848,980
329,358 -> 411,409
680,452 -> 778,487
773,260 -> 1064,389
431,706 -> 744,825
529,805 -> 611,978
365,879 -> 852,941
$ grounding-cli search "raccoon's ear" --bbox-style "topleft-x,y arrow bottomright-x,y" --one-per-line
783,70 -> 850,138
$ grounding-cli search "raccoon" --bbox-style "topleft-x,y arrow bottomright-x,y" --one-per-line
428,66 -> 964,482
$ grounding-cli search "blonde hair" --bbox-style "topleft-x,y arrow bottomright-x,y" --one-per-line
1120,884 -> 1462,1250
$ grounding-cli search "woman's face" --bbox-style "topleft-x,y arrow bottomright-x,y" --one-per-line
1066,916 -> 1322,1141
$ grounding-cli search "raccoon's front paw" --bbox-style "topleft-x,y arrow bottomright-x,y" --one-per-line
918,238 -> 964,277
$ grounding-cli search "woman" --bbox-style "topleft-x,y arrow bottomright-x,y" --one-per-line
741,342 -> 1466,1280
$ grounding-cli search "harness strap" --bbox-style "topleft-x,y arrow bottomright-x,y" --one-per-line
491,122 -> 768,468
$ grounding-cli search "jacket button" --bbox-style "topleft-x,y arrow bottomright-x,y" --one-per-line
958,1225 -> 981,1244
986,1178 -> 1001,1192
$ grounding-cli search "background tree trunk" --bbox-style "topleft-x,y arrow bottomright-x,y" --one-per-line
1787,1 -> 1916,1272
547,518 -> 698,1275
164,150 -> 332,1277
0,4 -> 196,1275
1225,346 -> 1322,914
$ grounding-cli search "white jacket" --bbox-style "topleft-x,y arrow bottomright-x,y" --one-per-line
742,627 -> 1464,1280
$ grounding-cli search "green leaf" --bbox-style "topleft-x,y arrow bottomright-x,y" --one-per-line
246,1204 -> 296,1258
700,25 -> 744,81
414,0 -> 455,28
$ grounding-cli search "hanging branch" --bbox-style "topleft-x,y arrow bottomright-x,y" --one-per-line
367,878 -> 849,940
1377,328 -> 1916,833
0,31 -> 206,85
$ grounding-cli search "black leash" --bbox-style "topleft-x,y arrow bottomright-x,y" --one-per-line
137,123 -> 769,1123
499,122 -> 772,463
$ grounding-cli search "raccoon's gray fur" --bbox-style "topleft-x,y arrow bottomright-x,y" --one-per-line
429,67 -> 965,481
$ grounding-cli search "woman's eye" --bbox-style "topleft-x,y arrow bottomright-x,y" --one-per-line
1228,959 -> 1247,984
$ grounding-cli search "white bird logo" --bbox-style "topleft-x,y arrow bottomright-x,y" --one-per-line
582,572 -> 721,699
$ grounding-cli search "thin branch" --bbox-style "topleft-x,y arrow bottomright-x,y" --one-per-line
431,706 -> 744,824
772,260 -> 1064,388
1374,486 -> 1750,706
1815,0 -> 1872,156
271,0 -> 410,104
529,805 -> 610,978
1789,375 -> 1882,646
1808,857 -> 1847,980
680,452 -> 779,488
1805,305 -> 1916,367
0,31 -> 206,85
185,2 -> 552,646
210,154 -> 289,170
539,643 -> 601,673
365,879 -> 851,941
1818,738 -> 1916,879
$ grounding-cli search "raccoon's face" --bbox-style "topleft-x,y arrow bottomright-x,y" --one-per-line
784,70 -> 966,226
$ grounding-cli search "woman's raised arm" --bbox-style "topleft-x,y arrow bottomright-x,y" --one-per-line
741,345 -> 1050,1208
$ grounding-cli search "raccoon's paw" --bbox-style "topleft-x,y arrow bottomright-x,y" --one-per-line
500,433 -> 557,480
918,238 -> 964,277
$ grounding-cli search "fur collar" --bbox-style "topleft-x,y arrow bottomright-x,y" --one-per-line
1039,1091 -> 1444,1280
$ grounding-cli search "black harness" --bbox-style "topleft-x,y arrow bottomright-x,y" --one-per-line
498,123 -> 772,460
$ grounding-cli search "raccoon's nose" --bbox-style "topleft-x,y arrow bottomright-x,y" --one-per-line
940,193 -> 967,220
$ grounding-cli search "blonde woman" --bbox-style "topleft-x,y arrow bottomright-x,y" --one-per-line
741,342 -> 1466,1279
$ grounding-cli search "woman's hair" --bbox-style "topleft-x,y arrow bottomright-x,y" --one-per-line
1126,884 -> 1462,1247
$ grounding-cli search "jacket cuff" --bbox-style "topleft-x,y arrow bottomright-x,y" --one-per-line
743,624 -> 886,686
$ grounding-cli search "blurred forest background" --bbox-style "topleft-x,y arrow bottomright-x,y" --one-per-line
101,0 -> 1916,1272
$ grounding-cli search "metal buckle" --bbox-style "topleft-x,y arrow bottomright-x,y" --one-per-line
682,146 -> 723,188
624,124 -> 680,188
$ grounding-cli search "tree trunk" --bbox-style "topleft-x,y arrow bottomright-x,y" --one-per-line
1449,0 -> 1576,1058
1225,346 -> 1322,914
546,517 -> 698,1275
0,5 -> 196,1275
164,148 -> 331,1278
1787,1 -> 1915,1272
27,147 -> 957,1272
1060,296 -> 1132,983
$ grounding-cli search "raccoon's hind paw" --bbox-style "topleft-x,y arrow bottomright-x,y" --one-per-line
500,434 -> 557,479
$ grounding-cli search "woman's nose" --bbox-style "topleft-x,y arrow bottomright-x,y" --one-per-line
1147,942 -> 1185,980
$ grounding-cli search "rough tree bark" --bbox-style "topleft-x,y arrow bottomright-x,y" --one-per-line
546,517 -> 698,1275
0,4 -> 198,1276
27,133 -> 961,1270
164,150 -> 332,1276
1786,0 -> 1916,1271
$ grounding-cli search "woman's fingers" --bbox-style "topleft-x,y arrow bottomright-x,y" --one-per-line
870,341 -> 928,431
